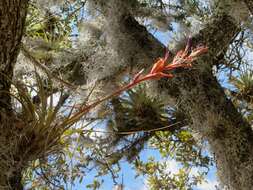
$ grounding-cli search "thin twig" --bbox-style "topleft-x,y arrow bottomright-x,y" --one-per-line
81,121 -> 184,135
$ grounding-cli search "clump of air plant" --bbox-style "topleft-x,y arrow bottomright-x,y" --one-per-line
230,69 -> 253,100
0,71 -> 73,187
102,84 -> 168,161
7,72 -> 72,163
109,84 -> 168,132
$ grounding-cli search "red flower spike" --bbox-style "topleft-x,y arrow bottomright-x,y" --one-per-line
130,41 -> 207,86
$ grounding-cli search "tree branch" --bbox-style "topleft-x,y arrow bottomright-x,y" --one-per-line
0,1 -> 29,189
244,0 -> 253,15
0,0 -> 28,113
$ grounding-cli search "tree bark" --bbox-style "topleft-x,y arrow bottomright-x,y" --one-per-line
244,0 -> 253,14
0,0 -> 28,112
0,169 -> 24,190
94,0 -> 253,189
0,0 -> 28,189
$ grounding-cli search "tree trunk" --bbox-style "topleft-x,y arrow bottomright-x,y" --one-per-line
0,0 -> 28,189
94,0 -> 253,189
0,0 -> 28,112
244,0 -> 253,14
0,170 -> 23,190
172,57 -> 253,190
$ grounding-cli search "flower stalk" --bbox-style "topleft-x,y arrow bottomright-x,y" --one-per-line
61,40 -> 208,127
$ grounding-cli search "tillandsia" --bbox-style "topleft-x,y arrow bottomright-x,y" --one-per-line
62,39 -> 208,126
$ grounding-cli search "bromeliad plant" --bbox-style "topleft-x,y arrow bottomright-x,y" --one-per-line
63,39 -> 208,126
